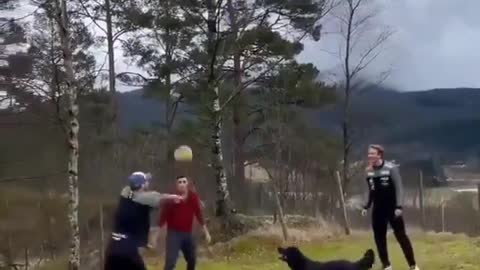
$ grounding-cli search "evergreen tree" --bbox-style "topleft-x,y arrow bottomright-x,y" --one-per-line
119,0 -> 204,177
220,0 -> 327,187
0,1 -> 33,109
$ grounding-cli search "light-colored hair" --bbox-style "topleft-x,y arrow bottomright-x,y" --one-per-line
369,144 -> 385,158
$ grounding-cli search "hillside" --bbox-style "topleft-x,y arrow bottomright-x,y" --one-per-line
116,87 -> 480,159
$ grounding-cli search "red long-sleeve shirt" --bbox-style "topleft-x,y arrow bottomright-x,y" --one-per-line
158,190 -> 204,232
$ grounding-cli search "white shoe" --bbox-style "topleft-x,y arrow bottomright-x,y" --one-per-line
384,266 -> 392,270
410,266 -> 419,270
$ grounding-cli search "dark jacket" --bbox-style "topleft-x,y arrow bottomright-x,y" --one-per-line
108,187 -> 165,254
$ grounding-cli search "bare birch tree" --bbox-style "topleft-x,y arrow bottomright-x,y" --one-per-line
325,0 -> 393,234
53,0 -> 81,268
333,0 -> 393,192
204,0 -> 233,223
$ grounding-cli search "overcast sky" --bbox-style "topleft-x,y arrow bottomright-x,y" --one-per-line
3,0 -> 480,92
298,0 -> 480,91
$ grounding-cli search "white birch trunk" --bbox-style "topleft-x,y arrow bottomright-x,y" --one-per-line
105,0 -> 118,162
55,0 -> 81,269
212,85 -> 231,217
206,0 -> 232,218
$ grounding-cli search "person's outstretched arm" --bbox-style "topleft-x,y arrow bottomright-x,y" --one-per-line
121,186 -> 182,208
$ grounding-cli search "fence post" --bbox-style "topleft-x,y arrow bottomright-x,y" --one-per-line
440,195 -> 445,233
25,247 -> 29,270
477,183 -> 480,214
419,170 -> 425,230
99,203 -> 105,269
335,171 -> 350,235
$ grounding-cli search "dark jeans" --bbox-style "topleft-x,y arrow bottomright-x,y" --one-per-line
372,208 -> 416,268
164,230 -> 196,270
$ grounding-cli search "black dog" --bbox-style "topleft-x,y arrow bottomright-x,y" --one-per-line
277,246 -> 375,270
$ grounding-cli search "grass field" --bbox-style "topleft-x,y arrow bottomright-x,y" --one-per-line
146,232 -> 480,270
38,231 -> 480,270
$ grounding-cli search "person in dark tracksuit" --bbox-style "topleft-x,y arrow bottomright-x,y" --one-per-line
158,176 -> 211,270
104,172 -> 183,270
362,145 -> 419,270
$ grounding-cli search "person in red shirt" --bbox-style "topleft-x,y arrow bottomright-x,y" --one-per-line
159,176 -> 211,270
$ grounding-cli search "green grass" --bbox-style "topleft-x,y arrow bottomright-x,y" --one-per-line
38,232 -> 480,270
147,233 -> 480,270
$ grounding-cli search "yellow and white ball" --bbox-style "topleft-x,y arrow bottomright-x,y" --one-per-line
174,145 -> 193,161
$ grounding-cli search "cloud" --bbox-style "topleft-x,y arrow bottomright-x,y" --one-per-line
298,0 -> 480,91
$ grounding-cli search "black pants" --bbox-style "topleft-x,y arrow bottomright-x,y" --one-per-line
104,238 -> 146,270
104,253 -> 146,270
372,208 -> 416,267
164,230 -> 196,270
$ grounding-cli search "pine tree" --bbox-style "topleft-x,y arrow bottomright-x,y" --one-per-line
0,1 -> 33,109
158,0 -> 332,220
116,0 -> 205,180
76,0 -> 139,149
220,0 -> 327,189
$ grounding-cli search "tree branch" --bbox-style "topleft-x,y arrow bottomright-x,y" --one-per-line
78,0 -> 108,34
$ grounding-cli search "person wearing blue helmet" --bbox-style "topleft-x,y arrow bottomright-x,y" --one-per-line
104,171 -> 183,270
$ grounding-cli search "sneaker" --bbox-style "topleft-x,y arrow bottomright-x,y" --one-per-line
409,266 -> 419,270
384,266 -> 392,270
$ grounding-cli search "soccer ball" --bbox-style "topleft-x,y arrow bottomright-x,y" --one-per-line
174,145 -> 193,161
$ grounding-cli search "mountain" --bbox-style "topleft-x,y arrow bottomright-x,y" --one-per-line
116,87 -> 480,160
116,89 -> 192,132
359,87 -> 480,157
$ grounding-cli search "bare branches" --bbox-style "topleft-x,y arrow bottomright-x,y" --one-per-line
330,0 -> 393,193
77,0 -> 107,34
219,56 -> 287,112
331,0 -> 392,84
116,71 -> 155,82
350,28 -> 393,78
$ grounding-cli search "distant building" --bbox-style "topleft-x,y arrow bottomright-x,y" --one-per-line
244,162 -> 270,183
441,162 -> 480,192
397,158 -> 446,188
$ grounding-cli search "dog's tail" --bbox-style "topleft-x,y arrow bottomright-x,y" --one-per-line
355,249 -> 375,270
